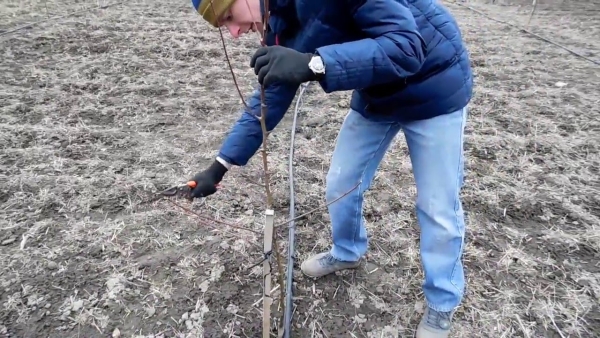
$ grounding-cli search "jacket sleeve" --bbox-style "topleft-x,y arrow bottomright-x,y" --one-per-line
217,82 -> 299,166
315,0 -> 426,93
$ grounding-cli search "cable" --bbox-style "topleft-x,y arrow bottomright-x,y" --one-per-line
283,82 -> 309,338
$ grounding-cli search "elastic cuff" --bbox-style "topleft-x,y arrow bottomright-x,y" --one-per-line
216,156 -> 233,170
207,159 -> 228,182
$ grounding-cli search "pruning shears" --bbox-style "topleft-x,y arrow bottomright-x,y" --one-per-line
160,181 -> 198,200
159,181 -> 221,200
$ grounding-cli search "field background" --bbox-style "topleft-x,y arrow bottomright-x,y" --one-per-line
1,0 -> 599,337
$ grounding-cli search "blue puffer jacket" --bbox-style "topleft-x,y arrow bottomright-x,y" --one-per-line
215,0 -> 473,166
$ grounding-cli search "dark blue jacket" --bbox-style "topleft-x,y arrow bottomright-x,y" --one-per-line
216,0 -> 473,166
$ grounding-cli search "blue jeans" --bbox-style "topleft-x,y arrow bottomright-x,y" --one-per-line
325,107 -> 468,312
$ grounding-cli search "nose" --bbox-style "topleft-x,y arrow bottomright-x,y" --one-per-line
225,23 -> 241,38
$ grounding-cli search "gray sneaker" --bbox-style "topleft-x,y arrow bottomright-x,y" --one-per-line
300,252 -> 361,278
416,306 -> 454,338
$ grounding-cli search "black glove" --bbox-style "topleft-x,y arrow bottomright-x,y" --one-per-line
250,45 -> 316,87
189,160 -> 228,198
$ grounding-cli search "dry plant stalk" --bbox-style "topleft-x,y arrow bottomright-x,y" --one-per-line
527,0 -> 537,26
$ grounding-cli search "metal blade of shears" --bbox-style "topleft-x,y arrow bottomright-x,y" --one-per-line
160,180 -> 197,200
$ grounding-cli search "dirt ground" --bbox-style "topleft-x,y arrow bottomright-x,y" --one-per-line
1,0 -> 599,337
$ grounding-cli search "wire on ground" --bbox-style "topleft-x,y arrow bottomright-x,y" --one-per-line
448,1 -> 600,66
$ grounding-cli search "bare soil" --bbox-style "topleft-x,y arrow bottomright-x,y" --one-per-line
1,0 -> 599,337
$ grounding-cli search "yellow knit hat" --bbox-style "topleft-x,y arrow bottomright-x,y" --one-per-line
192,0 -> 237,27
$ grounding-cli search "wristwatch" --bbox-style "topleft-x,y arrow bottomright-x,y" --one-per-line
308,54 -> 325,79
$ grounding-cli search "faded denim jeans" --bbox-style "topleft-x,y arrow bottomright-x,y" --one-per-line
325,107 -> 468,312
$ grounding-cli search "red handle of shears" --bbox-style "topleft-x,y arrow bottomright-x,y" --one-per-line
186,181 -> 221,189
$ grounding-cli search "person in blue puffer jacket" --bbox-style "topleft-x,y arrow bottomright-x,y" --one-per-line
188,0 -> 473,336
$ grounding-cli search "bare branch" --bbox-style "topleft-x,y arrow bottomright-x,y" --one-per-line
165,199 -> 262,234
277,182 -> 360,228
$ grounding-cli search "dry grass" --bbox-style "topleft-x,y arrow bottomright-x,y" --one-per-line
1,0 -> 599,337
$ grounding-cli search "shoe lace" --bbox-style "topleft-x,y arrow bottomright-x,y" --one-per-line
318,253 -> 337,266
426,308 -> 452,330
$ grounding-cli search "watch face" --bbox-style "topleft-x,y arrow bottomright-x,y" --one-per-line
311,57 -> 324,72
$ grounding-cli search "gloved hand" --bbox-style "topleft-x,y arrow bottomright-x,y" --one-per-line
250,45 -> 316,87
189,160 -> 228,198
